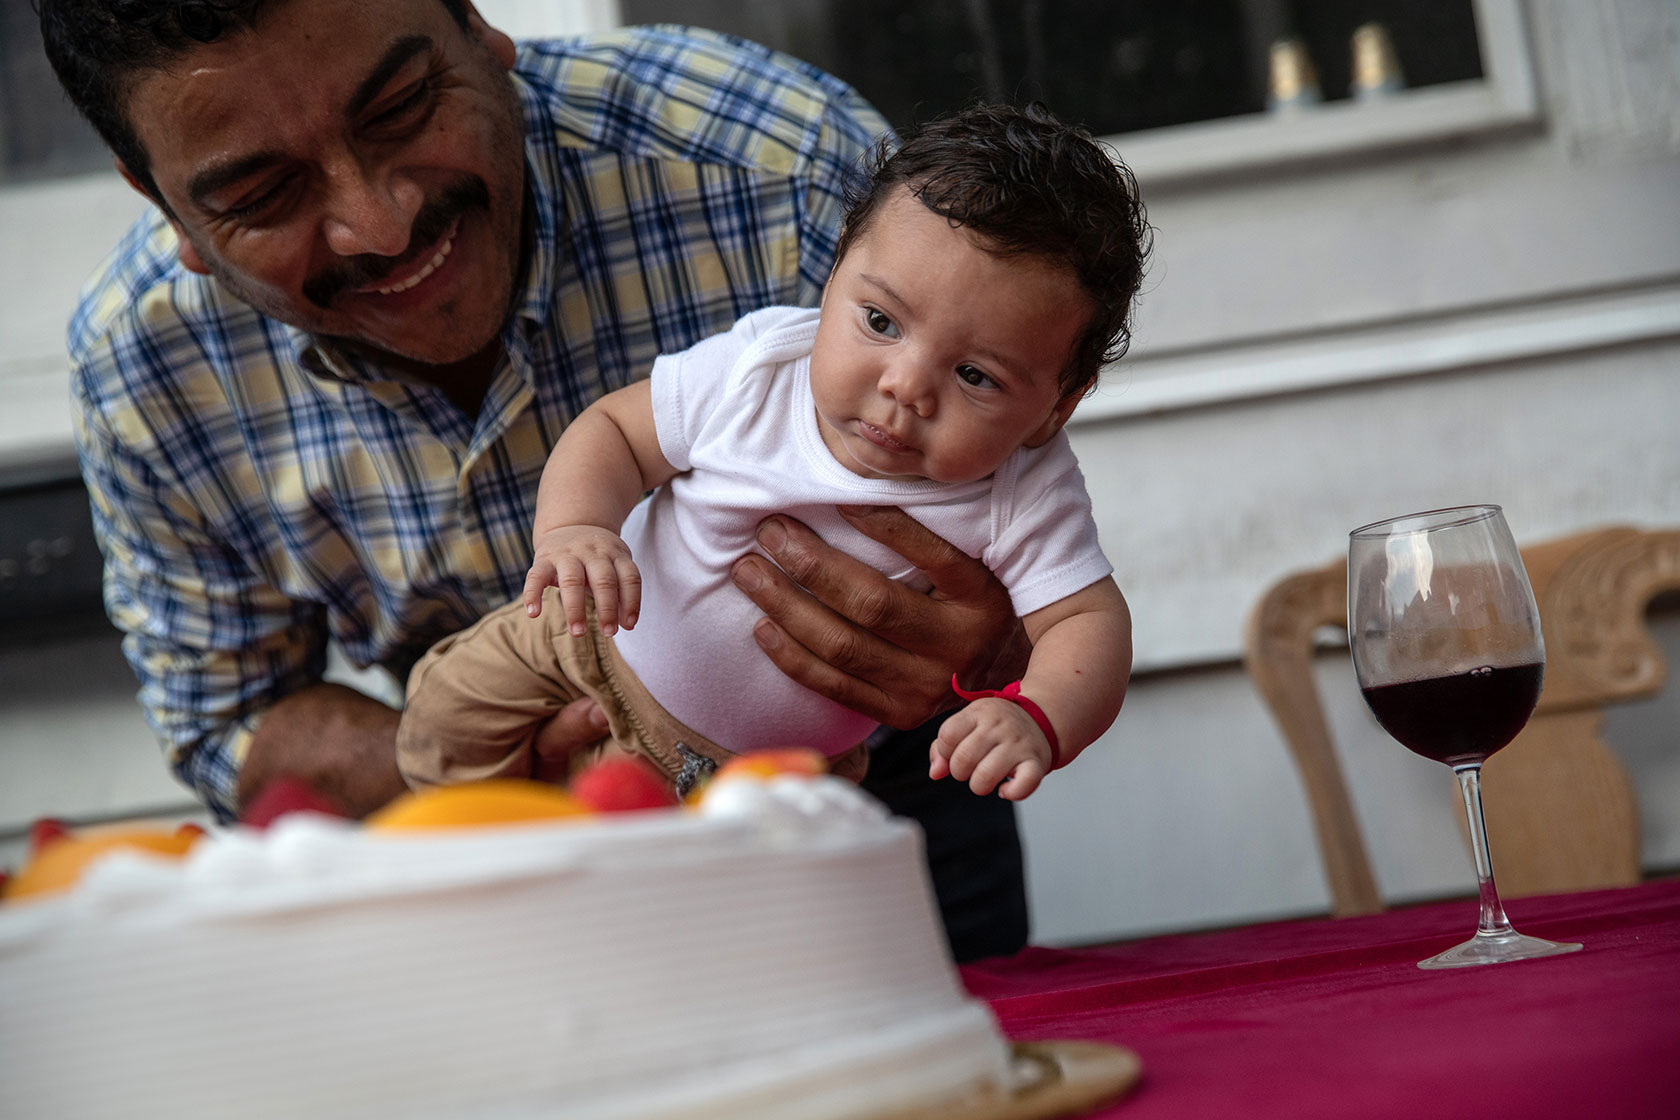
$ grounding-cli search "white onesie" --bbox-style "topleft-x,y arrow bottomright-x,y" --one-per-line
611,306 -> 1112,756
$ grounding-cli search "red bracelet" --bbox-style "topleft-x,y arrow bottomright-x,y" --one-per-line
950,675 -> 1063,770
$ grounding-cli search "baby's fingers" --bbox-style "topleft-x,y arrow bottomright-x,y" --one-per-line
997,760 -> 1047,802
523,560 -> 559,617
585,555 -> 636,635
555,561 -> 595,637
616,557 -> 643,630
928,752 -> 952,781
965,746 -> 1021,798
930,708 -> 979,779
936,725 -> 995,788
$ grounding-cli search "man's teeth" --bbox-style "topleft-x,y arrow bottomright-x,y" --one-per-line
376,234 -> 453,295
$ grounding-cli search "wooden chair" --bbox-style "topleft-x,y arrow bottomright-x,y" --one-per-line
1244,526 -> 1680,917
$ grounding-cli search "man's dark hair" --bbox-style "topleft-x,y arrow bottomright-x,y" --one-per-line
837,102 -> 1151,398
34,0 -> 472,201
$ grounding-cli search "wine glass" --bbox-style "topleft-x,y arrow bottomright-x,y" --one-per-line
1348,504 -> 1582,969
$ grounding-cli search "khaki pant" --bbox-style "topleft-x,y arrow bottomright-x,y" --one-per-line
397,589 -> 867,795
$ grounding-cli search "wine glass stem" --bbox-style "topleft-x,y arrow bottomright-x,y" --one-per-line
1453,764 -> 1515,936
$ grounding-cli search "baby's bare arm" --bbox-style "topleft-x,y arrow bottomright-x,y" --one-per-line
524,381 -> 678,632
933,577 -> 1131,799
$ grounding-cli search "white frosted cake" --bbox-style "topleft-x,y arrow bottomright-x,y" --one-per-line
0,774 -> 1020,1120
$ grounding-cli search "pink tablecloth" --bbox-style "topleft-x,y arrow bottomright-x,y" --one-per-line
961,879 -> 1680,1120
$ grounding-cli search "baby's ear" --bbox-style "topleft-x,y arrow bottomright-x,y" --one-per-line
1023,390 -> 1083,448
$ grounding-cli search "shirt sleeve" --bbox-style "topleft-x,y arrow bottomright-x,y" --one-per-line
984,434 -> 1115,619
648,307 -> 791,471
70,340 -> 328,822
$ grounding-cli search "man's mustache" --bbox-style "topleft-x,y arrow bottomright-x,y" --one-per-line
303,179 -> 491,307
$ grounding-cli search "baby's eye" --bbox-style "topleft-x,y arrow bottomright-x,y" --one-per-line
956,365 -> 997,389
865,308 -> 899,337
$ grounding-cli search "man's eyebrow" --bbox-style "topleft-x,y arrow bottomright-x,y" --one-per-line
188,150 -> 289,208
345,35 -> 434,119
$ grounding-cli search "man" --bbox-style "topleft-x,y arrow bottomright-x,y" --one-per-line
39,0 -> 1029,959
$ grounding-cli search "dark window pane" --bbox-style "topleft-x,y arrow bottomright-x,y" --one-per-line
622,0 -> 1483,135
1290,0 -> 1483,104
2,2 -> 1487,187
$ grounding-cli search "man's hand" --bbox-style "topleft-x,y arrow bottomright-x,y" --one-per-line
729,506 -> 1029,729
244,684 -> 612,814
239,683 -> 407,818
530,697 -> 613,783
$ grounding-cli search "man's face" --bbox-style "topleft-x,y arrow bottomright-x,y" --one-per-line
123,0 -> 526,369
808,187 -> 1090,484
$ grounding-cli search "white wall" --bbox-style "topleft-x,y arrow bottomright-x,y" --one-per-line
1018,0 -> 1680,943
3,1 -> 1677,946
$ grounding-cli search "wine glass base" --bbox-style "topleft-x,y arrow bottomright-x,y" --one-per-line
1417,929 -> 1583,970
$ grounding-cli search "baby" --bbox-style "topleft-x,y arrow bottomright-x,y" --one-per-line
398,103 -> 1148,800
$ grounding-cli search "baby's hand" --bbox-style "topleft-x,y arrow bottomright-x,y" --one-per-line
929,697 -> 1052,801
524,525 -> 642,636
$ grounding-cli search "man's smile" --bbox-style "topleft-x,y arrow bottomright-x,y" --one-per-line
304,177 -> 490,309
361,219 -> 459,296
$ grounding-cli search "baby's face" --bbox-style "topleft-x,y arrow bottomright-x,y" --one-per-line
809,187 -> 1090,484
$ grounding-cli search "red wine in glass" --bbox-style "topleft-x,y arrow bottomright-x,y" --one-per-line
1360,661 -> 1544,766
1348,505 -> 1581,969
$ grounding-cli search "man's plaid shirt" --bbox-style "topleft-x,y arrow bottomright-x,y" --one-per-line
67,26 -> 889,819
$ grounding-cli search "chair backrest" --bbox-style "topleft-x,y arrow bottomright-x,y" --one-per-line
1244,525 -> 1679,917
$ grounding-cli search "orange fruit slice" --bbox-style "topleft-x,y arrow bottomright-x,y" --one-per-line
4,824 -> 203,901
366,780 -> 591,831
713,747 -> 829,782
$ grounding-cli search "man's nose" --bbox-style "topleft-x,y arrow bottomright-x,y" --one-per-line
320,164 -> 423,259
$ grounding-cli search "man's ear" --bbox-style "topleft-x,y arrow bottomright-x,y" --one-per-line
117,158 -> 210,275
462,1 -> 517,69
1023,390 -> 1083,448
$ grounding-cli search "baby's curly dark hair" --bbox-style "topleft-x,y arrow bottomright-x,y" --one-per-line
34,0 -> 471,200
837,103 -> 1151,398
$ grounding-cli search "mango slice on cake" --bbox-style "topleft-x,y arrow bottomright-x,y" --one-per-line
714,747 -> 829,781
3,821 -> 205,901
366,779 -> 591,830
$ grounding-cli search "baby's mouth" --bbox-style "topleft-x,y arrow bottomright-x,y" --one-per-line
859,421 -> 913,452
361,221 -> 458,296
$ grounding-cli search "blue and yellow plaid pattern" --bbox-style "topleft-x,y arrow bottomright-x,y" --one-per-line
67,26 -> 889,819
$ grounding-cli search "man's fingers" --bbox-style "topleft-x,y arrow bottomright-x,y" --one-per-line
530,698 -> 610,784
752,516 -> 917,637
734,554 -> 943,727
837,504 -> 995,605
833,508 -> 1019,676
736,509 -> 1020,727
746,612 -> 899,725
